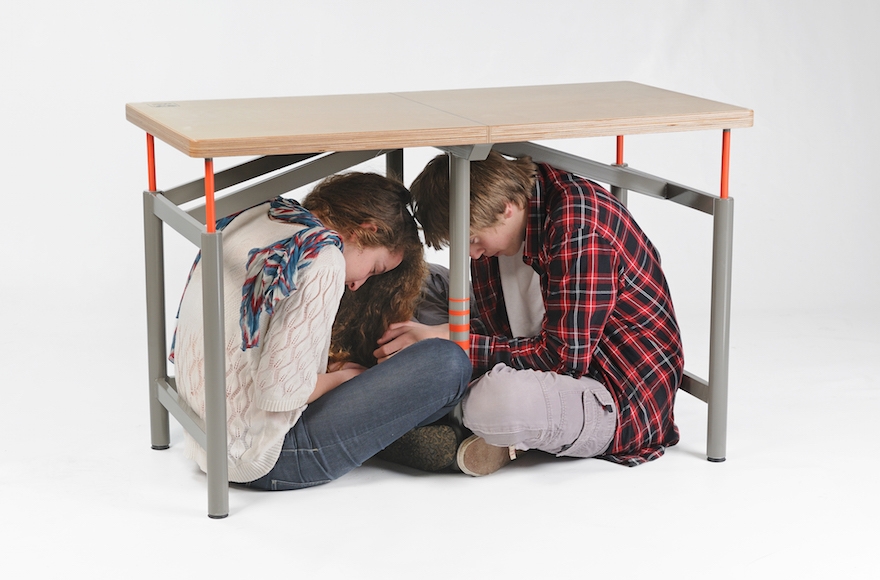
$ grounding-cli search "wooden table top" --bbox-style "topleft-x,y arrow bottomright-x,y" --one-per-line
126,81 -> 753,158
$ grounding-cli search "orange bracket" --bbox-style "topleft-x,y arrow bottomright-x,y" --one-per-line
147,133 -> 157,192
205,159 -> 216,232
448,296 -> 470,351
721,129 -> 731,199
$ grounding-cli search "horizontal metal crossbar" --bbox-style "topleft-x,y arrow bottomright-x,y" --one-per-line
151,193 -> 204,246
156,377 -> 207,449
492,141 -> 717,215
680,371 -> 709,403
186,149 -> 390,224
162,154 -> 321,206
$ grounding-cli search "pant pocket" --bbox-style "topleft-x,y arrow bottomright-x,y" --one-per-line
556,387 -> 616,459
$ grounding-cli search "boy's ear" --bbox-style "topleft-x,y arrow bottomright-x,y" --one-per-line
358,222 -> 379,233
502,202 -> 517,219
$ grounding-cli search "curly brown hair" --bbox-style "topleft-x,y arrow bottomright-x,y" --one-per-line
303,172 -> 418,253
327,239 -> 426,367
301,172 -> 428,368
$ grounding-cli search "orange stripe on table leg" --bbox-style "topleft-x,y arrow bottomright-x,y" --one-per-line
449,295 -> 470,351
448,297 -> 470,319
616,135 -> 624,165
146,134 -> 157,192
720,129 -> 731,199
205,158 -> 216,232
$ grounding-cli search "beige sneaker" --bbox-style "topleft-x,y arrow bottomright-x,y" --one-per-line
456,435 -> 519,477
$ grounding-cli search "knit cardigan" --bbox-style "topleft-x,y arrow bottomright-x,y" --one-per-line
173,203 -> 346,483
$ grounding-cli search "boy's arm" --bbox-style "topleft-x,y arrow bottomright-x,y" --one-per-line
470,228 -> 618,377
375,231 -> 618,379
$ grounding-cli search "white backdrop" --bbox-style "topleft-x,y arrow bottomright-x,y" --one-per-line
3,2 -> 878,372
1,1 -> 879,576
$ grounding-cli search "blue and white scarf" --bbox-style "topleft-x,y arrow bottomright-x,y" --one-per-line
169,197 -> 343,361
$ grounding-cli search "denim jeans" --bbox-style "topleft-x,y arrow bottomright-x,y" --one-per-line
244,338 -> 471,490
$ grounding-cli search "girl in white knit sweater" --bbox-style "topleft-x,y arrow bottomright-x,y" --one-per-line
173,173 -> 471,489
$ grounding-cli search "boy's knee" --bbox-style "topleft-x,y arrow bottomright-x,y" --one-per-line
467,364 -> 543,409
462,364 -> 548,445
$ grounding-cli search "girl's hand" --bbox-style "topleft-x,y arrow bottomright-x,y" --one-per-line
373,321 -> 450,362
327,360 -> 368,373
310,363 -> 367,403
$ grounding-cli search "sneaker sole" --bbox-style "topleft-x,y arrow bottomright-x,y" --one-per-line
456,435 -> 513,477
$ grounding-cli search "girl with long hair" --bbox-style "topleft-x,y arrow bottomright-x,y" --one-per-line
171,172 -> 471,490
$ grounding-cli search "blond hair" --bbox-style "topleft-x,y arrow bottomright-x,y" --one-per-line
410,151 -> 537,249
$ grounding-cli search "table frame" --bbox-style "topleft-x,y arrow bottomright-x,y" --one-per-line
134,83 -> 746,518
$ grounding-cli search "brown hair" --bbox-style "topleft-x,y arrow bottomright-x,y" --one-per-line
302,172 -> 419,252
302,172 -> 427,368
409,151 -> 537,249
327,239 -> 426,367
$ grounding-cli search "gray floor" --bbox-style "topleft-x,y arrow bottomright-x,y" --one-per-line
3,308 -> 876,578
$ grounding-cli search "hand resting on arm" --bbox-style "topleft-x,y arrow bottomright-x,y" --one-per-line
373,321 -> 450,362
310,362 -> 367,403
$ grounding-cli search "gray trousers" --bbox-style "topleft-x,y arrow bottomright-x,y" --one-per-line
417,264 -> 616,459
463,363 -> 617,458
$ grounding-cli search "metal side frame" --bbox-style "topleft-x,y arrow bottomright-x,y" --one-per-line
493,141 -> 733,462
143,149 -> 392,518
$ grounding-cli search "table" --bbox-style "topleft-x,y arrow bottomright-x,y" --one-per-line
127,81 -> 753,518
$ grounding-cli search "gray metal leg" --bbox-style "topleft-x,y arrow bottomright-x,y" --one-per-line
200,232 -> 230,518
707,196 -> 734,462
386,149 -> 404,182
143,191 -> 170,450
611,162 -> 629,206
441,144 -> 492,347
447,154 -> 471,348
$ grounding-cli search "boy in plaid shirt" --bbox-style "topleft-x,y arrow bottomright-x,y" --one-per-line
375,151 -> 683,475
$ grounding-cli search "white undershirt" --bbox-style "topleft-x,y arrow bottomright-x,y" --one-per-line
497,243 -> 545,338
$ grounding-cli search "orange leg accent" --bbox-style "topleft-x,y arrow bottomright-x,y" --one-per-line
720,129 -> 731,199
205,159 -> 216,232
448,296 -> 470,351
146,133 -> 157,192
616,135 -> 624,165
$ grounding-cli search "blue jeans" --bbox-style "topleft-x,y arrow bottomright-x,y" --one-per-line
244,338 -> 471,490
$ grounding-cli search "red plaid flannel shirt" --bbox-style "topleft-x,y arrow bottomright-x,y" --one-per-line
468,163 -> 683,465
